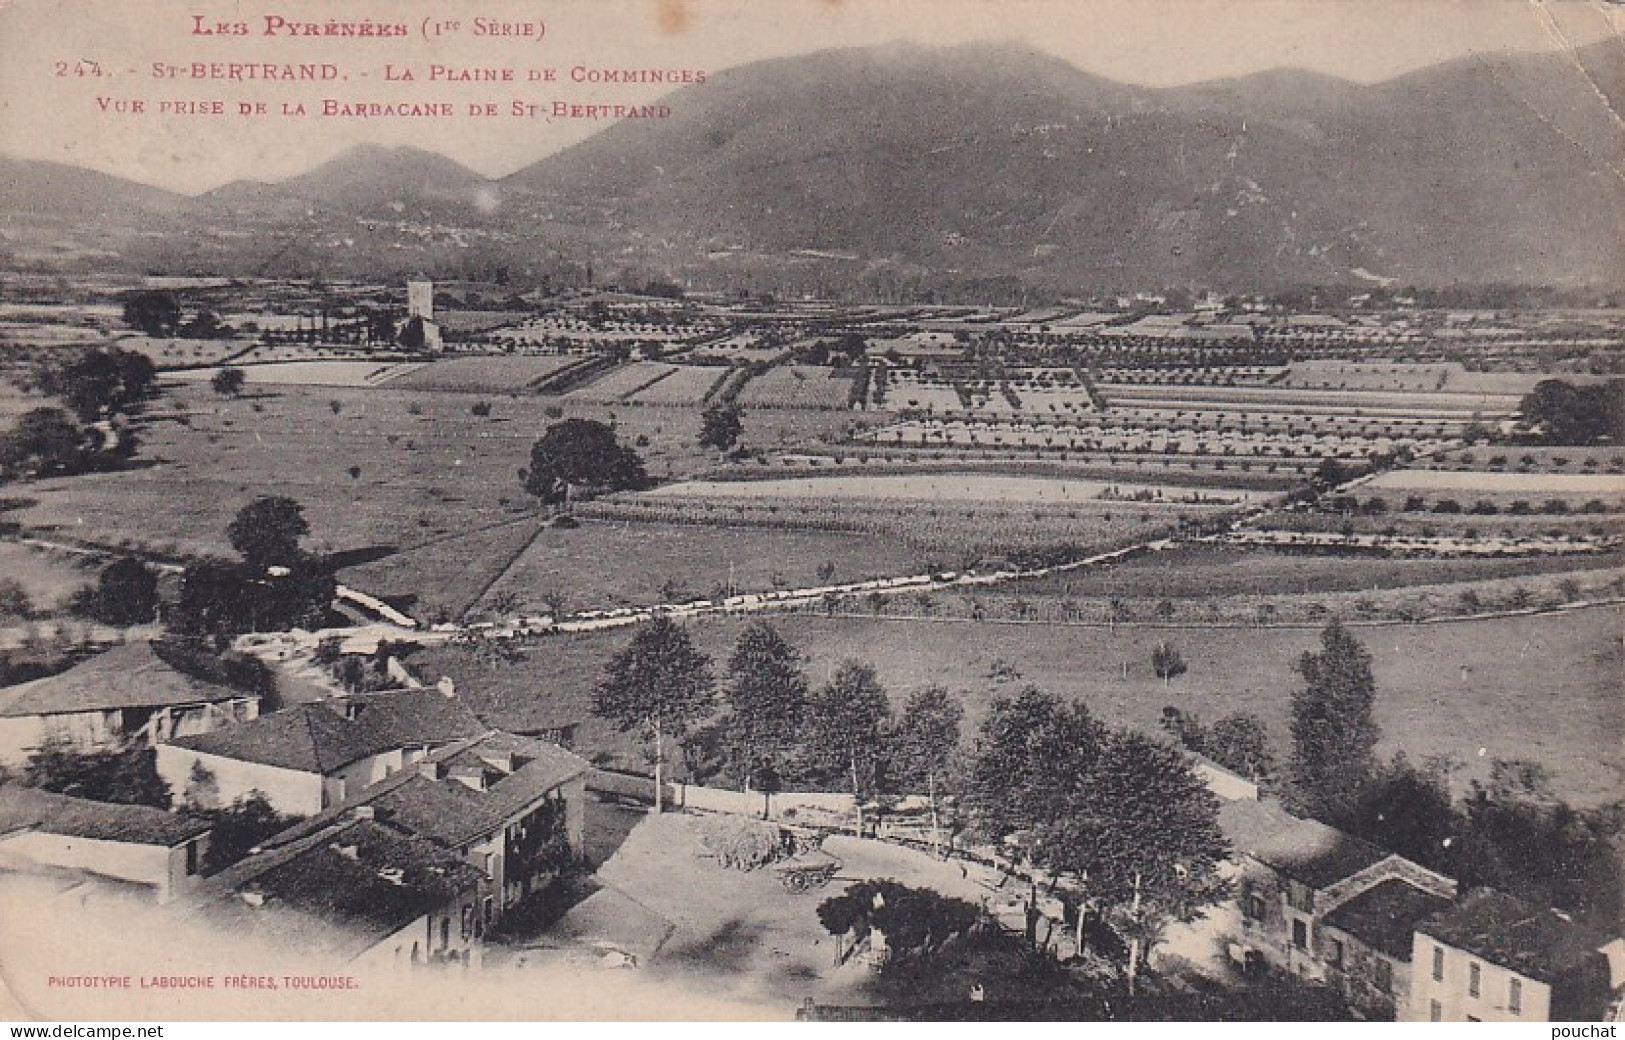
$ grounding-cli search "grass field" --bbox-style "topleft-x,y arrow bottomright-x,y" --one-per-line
471,520 -> 923,614
1000,545 -> 1622,600
0,542 -> 101,613
646,473 -> 1259,505
2,384 -> 851,558
457,605 -> 1621,807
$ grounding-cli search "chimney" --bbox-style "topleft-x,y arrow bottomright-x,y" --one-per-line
349,806 -> 375,822
239,890 -> 265,908
437,676 -> 456,699
419,760 -> 446,781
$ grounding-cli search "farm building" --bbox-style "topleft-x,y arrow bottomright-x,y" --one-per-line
328,684 -> 486,756
189,812 -> 487,967
1223,799 -> 1458,1019
260,731 -> 589,929
1406,889 -> 1621,1023
0,641 -> 262,767
0,785 -> 211,904
154,704 -> 405,816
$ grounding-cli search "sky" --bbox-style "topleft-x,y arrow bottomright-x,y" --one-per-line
0,0 -> 1621,194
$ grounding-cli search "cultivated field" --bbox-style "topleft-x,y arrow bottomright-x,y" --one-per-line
381,355 -> 585,393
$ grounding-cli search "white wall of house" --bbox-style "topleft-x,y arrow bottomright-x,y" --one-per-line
0,829 -> 205,904
1405,933 -> 1550,1022
155,746 -> 325,815
0,711 -> 116,766
323,751 -> 404,807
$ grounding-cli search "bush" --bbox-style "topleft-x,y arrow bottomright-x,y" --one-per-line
694,815 -> 790,871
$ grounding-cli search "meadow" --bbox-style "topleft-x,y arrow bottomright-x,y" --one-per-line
420,604 -> 1624,808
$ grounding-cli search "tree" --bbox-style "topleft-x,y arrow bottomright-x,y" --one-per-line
593,617 -> 715,813
888,685 -> 963,855
172,557 -> 335,638
1345,753 -> 1461,874
203,791 -> 299,873
805,660 -> 891,835
522,419 -> 648,505
121,290 -> 182,337
227,496 -> 310,570
71,556 -> 160,626
1519,379 -> 1625,445
699,402 -> 744,453
1043,732 -> 1230,987
1205,713 -> 1277,782
0,406 -> 93,478
21,739 -> 171,808
211,367 -> 247,397
1151,641 -> 1187,685
961,685 -> 1104,858
44,347 -> 157,422
1290,619 -> 1381,823
183,760 -> 221,811
815,880 -> 980,973
721,622 -> 809,805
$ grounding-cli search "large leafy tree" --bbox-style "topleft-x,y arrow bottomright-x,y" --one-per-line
21,739 -> 171,809
1205,712 -> 1277,783
888,685 -> 963,854
1345,752 -> 1461,874
120,290 -> 182,338
961,684 -> 1104,852
1044,732 -> 1230,988
1519,378 -> 1625,446
593,617 -> 715,813
722,622 -> 809,799
71,556 -> 160,627
804,660 -> 892,834
43,347 -> 158,422
0,406 -> 94,479
522,418 -> 647,505
227,496 -> 311,570
698,402 -> 743,453
1290,618 -> 1380,823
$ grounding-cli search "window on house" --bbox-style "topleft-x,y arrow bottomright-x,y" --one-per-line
1292,919 -> 1308,950
1508,978 -> 1521,1014
1373,958 -> 1393,994
1468,962 -> 1480,998
1245,892 -> 1267,921
483,851 -> 495,879
1432,945 -> 1445,981
460,905 -> 473,941
483,896 -> 495,925
1327,938 -> 1344,968
1430,1000 -> 1442,1023
184,840 -> 199,876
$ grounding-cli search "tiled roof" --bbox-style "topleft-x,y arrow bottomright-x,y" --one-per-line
194,818 -> 484,959
170,704 -> 399,775
1418,888 -> 1612,985
1322,878 -> 1455,961
336,688 -> 484,747
1220,799 -> 1389,890
0,785 -> 211,847
0,641 -> 258,718
267,731 -> 589,851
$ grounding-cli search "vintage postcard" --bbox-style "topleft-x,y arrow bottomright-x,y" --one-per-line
0,0 -> 1621,1023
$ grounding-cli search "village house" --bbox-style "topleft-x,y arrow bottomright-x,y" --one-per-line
258,731 -> 589,931
328,683 -> 486,758
0,785 -> 211,904
1222,799 -> 1457,1018
1406,889 -> 1621,1023
154,704 -> 405,816
0,641 -> 261,767
190,809 -> 487,967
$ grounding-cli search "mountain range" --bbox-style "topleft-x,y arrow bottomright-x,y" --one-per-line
3,39 -> 1622,294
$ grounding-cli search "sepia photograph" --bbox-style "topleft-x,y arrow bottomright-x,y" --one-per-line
0,0 -> 1620,1023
